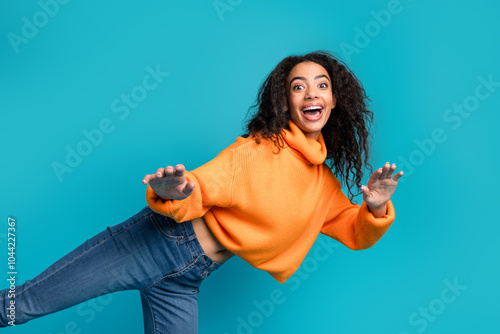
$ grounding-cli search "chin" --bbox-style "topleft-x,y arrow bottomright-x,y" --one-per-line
301,121 -> 324,132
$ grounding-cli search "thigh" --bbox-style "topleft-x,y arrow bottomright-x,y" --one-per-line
140,281 -> 199,334
139,213 -> 223,334
0,206 -> 188,327
29,206 -> 167,296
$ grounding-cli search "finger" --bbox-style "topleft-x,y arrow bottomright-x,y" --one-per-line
369,168 -> 383,184
360,184 -> 368,196
386,163 -> 397,179
378,162 -> 391,179
361,185 -> 373,202
174,164 -> 185,176
183,181 -> 196,196
164,165 -> 174,176
156,168 -> 165,177
142,173 -> 156,184
393,170 -> 404,182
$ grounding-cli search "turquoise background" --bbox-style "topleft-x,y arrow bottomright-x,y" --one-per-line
1,0 -> 499,333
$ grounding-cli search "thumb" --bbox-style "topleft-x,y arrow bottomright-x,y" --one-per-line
183,181 -> 196,197
361,185 -> 369,197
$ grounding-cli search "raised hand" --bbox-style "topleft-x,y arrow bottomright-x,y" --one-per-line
360,162 -> 403,216
142,164 -> 195,200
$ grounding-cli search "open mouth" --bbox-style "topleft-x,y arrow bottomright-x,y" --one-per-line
300,104 -> 324,121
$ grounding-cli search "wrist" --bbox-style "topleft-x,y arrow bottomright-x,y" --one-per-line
367,202 -> 388,218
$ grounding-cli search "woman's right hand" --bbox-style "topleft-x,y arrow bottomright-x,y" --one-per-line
142,164 -> 196,200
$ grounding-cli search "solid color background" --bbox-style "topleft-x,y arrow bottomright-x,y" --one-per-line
1,0 -> 499,333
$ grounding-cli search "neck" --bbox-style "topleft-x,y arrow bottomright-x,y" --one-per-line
303,131 -> 320,141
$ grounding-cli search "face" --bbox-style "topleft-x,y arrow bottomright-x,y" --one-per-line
285,61 -> 336,140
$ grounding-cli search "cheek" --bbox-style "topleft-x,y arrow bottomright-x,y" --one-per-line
325,108 -> 333,121
289,95 -> 300,109
324,94 -> 334,106
290,108 -> 300,119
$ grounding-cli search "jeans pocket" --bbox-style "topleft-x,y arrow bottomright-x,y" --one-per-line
150,211 -> 183,240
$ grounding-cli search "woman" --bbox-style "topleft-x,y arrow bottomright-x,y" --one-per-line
0,50 -> 402,333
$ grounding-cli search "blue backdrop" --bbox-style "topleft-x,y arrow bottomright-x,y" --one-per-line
1,0 -> 499,333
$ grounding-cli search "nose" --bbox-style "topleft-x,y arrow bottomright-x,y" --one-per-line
305,86 -> 319,99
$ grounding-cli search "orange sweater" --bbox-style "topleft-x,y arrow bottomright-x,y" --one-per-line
146,120 -> 396,283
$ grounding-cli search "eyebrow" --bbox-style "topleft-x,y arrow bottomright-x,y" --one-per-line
289,74 -> 330,85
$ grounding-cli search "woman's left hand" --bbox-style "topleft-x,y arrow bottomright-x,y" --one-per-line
361,162 -> 403,215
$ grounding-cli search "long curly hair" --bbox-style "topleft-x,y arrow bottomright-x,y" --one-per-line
241,50 -> 374,203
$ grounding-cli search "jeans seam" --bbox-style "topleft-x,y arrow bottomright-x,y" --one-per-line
185,239 -> 208,280
140,290 -> 157,334
141,256 -> 198,292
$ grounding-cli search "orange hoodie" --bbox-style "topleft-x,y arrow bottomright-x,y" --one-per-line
146,120 -> 396,283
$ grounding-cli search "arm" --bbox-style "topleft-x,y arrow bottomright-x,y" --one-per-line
321,162 -> 402,250
142,147 -> 236,223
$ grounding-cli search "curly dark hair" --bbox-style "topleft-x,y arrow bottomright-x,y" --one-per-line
241,50 -> 374,204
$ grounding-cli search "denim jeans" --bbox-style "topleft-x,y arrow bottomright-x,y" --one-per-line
0,206 -> 222,333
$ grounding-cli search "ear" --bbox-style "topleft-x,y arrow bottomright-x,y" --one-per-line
332,94 -> 337,108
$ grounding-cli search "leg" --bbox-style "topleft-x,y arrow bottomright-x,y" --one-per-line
138,211 -> 223,334
0,206 -> 197,328
140,282 -> 199,334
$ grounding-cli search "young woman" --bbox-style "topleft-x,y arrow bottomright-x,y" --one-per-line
0,50 -> 402,333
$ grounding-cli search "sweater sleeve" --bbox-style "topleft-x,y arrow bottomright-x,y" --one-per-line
320,173 -> 396,250
146,146 -> 235,223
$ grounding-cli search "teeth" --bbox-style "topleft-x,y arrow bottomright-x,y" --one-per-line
302,105 -> 323,111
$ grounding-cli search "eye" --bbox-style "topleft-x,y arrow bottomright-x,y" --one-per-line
318,82 -> 328,88
292,84 -> 304,90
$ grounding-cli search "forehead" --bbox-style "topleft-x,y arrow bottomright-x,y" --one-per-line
287,61 -> 330,81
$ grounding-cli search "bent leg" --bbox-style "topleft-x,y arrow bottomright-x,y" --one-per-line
0,206 -> 176,327
138,213 -> 223,334
141,282 -> 199,334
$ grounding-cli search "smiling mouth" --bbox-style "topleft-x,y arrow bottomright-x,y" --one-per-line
300,105 -> 324,121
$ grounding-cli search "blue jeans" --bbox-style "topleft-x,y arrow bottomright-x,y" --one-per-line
0,206 -> 222,333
